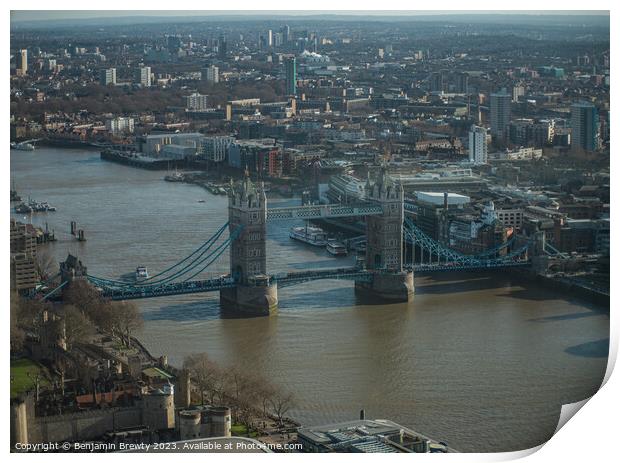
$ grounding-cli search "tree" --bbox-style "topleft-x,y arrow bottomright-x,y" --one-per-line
183,353 -> 222,406
35,250 -> 56,282
269,387 -> 295,427
64,280 -> 105,315
62,304 -> 95,349
109,301 -> 144,347
10,294 -> 25,352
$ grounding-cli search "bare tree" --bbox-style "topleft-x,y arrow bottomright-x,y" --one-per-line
109,301 -> 144,347
183,353 -> 221,406
63,304 -> 95,349
35,250 -> 56,282
269,387 -> 295,427
10,295 -> 25,352
64,280 -> 105,315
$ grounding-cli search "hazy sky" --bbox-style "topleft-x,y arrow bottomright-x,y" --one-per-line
10,10 -> 609,23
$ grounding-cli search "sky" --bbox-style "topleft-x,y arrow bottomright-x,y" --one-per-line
10,10 -> 610,23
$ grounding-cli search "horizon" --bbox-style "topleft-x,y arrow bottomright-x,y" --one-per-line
11,10 -> 610,24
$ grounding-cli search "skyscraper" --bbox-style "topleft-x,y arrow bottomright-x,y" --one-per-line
285,57 -> 297,96
218,35 -> 227,59
490,90 -> 511,143
16,49 -> 28,75
571,102 -> 600,152
100,68 -> 117,86
469,125 -> 488,164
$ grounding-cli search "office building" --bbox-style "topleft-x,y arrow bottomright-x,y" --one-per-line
571,102 -> 600,152
468,125 -> 488,164
100,68 -> 117,86
490,90 -> 511,143
205,65 -> 219,84
16,49 -> 28,75
285,57 -> 297,96
186,93 -> 209,111
199,136 -> 234,163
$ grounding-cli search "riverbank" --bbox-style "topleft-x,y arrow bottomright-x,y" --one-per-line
507,268 -> 609,310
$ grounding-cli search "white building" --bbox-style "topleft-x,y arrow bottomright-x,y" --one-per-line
199,136 -> 234,162
468,125 -> 488,164
205,65 -> 219,84
105,117 -> 135,136
100,68 -> 116,86
144,133 -> 203,157
138,66 -> 152,87
186,93 -> 209,111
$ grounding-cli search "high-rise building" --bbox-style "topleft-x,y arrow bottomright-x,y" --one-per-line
186,93 -> 209,111
469,125 -> 488,164
430,72 -> 443,93
455,72 -> 469,94
571,102 -> 600,152
137,66 -> 151,87
282,24 -> 291,43
218,35 -> 227,59
490,90 -> 511,143
512,84 -> 525,102
205,65 -> 219,84
16,49 -> 28,75
100,68 -> 117,86
268,30 -> 273,47
285,57 -> 297,96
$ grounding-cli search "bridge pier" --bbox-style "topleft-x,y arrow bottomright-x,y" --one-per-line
355,271 -> 414,302
220,281 -> 278,317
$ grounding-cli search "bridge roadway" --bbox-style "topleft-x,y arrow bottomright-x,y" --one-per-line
92,267 -> 373,300
92,260 -> 531,301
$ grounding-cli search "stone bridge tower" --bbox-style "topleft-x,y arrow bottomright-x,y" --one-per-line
355,166 -> 414,302
220,171 -> 278,316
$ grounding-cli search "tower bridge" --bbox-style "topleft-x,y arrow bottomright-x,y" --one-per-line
48,167 -> 541,316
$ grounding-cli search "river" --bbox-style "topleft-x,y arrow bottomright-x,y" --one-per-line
10,147 -> 609,452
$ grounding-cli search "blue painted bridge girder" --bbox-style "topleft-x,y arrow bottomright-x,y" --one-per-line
266,203 -> 383,221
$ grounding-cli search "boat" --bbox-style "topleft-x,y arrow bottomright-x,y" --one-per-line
135,266 -> 149,281
164,172 -> 184,182
10,141 -> 36,151
164,167 -> 184,182
326,239 -> 348,256
197,199 -> 206,203
14,203 -> 33,213
289,224 -> 328,247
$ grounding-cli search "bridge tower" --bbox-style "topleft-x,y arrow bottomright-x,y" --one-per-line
355,166 -> 414,302
219,171 -> 278,316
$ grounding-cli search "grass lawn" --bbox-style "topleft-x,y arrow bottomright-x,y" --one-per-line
10,358 -> 50,399
231,423 -> 259,438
